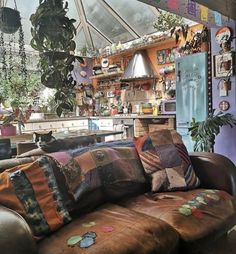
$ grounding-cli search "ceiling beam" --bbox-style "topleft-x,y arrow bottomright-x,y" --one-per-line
74,0 -> 94,49
87,22 -> 113,45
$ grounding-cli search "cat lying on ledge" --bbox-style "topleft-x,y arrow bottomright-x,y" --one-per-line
33,131 -> 97,153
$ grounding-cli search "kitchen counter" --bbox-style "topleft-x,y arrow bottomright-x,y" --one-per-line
26,114 -> 175,123
89,114 -> 175,120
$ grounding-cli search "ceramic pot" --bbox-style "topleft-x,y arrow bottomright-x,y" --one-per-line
0,7 -> 21,34
0,125 -> 17,136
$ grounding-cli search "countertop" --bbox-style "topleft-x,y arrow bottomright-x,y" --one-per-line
26,114 -> 175,123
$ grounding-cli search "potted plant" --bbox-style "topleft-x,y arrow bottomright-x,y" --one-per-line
30,0 -> 84,116
0,6 -> 21,34
0,107 -> 30,136
153,11 -> 189,44
188,110 -> 236,152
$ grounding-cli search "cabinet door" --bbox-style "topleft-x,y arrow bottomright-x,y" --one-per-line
99,119 -> 113,130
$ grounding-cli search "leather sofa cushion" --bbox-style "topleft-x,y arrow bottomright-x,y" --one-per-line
134,129 -> 200,192
118,189 -> 236,243
38,204 -> 179,254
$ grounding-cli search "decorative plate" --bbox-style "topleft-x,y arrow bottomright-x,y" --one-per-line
215,27 -> 231,44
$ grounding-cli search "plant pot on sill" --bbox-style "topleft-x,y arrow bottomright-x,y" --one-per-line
0,125 -> 17,136
0,7 -> 21,34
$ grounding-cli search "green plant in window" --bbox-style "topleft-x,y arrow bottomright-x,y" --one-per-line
188,110 -> 236,152
30,0 -> 84,116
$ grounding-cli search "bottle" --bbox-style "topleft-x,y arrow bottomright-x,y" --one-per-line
123,104 -> 128,114
128,102 -> 132,114
152,104 -> 158,116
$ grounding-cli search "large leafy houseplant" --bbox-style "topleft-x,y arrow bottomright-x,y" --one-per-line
30,0 -> 83,116
153,10 -> 189,44
188,110 -> 236,152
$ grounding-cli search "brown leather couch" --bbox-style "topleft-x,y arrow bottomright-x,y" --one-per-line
0,151 -> 236,254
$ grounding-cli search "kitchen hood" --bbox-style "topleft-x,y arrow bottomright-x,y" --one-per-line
121,50 -> 156,82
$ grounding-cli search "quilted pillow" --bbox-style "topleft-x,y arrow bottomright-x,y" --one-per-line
0,156 -> 71,239
48,141 -> 147,202
134,129 -> 200,192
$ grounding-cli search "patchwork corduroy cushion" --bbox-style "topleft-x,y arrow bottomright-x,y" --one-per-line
48,141 -> 147,202
134,129 -> 200,192
0,156 -> 71,238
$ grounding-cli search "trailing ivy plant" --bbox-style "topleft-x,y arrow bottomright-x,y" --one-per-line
188,110 -> 236,152
30,0 -> 83,116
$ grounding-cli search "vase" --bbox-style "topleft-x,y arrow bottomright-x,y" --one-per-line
0,125 -> 17,136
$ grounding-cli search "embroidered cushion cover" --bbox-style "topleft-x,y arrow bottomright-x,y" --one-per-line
0,156 -> 71,238
134,129 -> 200,192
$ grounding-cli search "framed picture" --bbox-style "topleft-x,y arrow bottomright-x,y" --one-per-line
213,52 -> 235,78
157,48 -> 177,65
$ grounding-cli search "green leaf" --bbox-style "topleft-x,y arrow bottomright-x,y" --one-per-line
56,105 -> 63,117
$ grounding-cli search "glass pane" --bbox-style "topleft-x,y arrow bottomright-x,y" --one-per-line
68,0 -> 80,28
91,30 -> 110,50
5,0 -> 38,46
75,28 -> 87,53
105,0 -> 157,36
82,0 -> 134,43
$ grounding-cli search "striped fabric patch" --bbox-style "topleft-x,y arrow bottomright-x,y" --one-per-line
0,156 -> 71,238
134,130 -> 200,192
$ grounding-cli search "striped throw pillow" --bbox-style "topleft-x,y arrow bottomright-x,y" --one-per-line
134,129 -> 200,192
0,156 -> 71,239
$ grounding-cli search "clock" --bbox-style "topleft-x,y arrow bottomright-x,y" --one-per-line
219,100 -> 230,111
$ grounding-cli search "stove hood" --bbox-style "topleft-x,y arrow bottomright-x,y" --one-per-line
121,50 -> 156,82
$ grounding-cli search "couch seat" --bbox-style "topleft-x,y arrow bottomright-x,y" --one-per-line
37,204 -> 179,254
118,189 -> 236,248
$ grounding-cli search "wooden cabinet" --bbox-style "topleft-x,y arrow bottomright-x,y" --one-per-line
22,119 -> 89,133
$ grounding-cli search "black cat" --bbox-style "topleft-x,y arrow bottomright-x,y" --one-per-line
33,131 -> 97,153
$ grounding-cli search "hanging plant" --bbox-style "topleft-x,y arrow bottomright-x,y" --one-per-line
0,0 -> 21,34
30,0 -> 84,116
0,0 -> 28,87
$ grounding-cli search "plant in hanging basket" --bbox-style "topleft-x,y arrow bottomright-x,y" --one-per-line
0,7 -> 21,34
30,0 -> 84,116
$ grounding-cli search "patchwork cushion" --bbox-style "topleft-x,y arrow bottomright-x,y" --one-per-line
134,129 -> 200,192
38,204 -> 179,254
0,156 -> 71,238
48,141 -> 147,202
118,189 -> 236,243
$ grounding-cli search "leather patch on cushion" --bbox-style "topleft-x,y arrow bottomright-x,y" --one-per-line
118,189 -> 236,242
37,204 -> 179,254
134,129 -> 200,192
0,156 -> 71,238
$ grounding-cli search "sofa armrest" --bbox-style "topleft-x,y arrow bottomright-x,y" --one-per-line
189,152 -> 236,196
0,206 -> 37,254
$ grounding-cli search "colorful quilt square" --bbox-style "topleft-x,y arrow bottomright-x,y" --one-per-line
134,129 -> 200,192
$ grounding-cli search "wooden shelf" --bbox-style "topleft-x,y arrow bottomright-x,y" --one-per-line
90,71 -> 124,80
99,36 -> 176,58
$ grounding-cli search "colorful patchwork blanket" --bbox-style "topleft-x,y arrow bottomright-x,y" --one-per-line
47,140 -> 146,201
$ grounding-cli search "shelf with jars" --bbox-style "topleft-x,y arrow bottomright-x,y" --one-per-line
90,70 -> 124,80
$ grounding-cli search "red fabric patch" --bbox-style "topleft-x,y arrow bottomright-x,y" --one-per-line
191,208 -> 204,219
